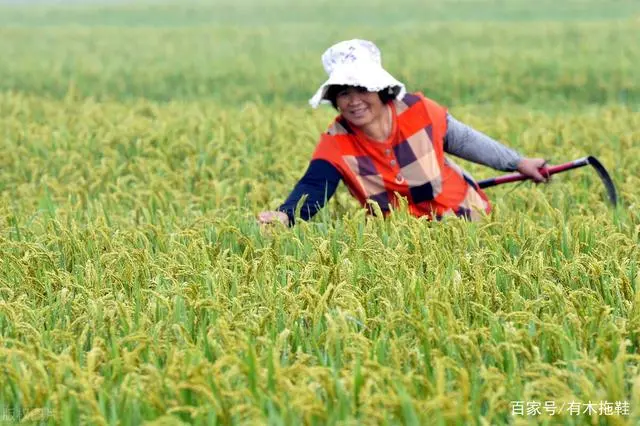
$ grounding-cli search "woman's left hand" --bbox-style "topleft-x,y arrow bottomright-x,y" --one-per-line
517,158 -> 551,183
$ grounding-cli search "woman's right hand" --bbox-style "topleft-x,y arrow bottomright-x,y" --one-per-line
257,211 -> 290,227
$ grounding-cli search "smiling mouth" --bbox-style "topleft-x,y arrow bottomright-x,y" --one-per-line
350,107 -> 368,116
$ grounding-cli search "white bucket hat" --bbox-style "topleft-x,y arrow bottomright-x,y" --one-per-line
309,39 -> 406,109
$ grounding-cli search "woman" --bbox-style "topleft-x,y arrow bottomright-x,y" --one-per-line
258,39 -> 549,227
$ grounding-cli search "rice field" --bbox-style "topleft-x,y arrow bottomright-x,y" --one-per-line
0,0 -> 639,424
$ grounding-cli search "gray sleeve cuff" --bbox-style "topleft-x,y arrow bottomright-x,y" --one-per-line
444,113 -> 522,172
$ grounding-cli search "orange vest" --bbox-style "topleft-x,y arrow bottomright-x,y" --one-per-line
311,92 -> 491,220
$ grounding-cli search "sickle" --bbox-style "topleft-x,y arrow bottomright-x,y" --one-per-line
476,156 -> 618,207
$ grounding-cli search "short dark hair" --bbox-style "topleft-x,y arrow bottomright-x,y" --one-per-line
325,85 -> 399,110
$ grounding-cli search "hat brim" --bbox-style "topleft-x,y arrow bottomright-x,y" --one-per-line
309,63 -> 406,108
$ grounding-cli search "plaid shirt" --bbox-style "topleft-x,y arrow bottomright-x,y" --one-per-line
309,92 -> 491,221
278,93 -> 492,225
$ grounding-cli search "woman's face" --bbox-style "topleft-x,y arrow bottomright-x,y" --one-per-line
335,86 -> 385,127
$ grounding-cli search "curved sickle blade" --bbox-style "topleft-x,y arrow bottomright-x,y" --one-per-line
587,156 -> 618,207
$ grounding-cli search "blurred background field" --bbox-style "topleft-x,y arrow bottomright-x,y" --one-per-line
0,0 -> 638,107
0,0 -> 639,425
